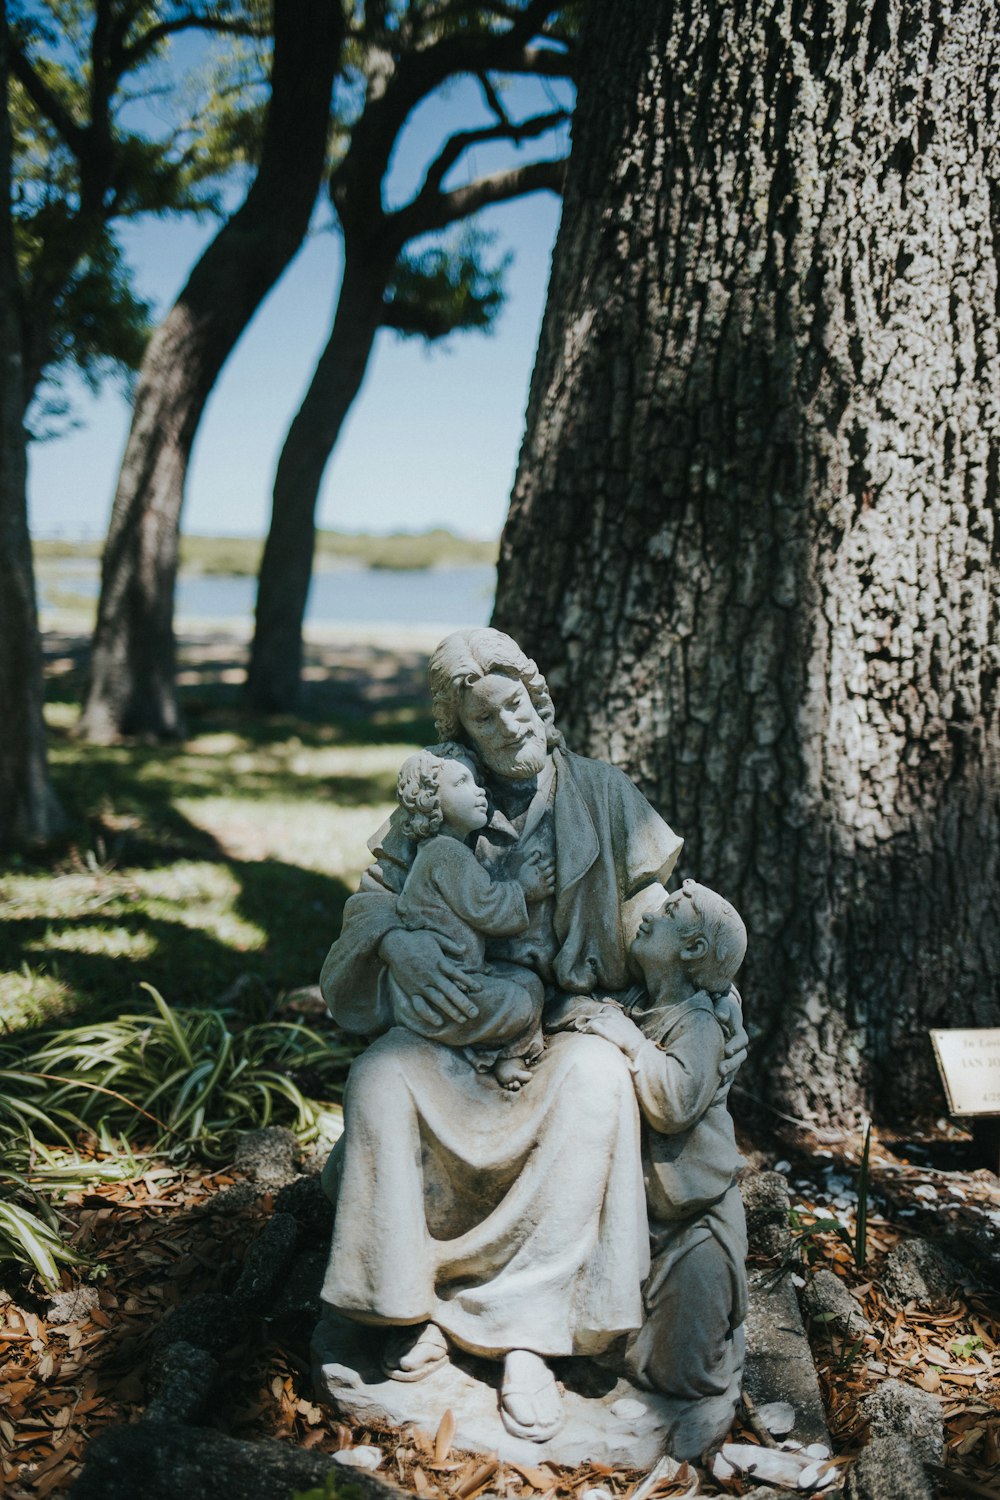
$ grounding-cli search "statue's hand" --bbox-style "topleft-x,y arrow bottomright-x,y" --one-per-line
517,849 -> 556,902
713,984 -> 748,1102
544,994 -> 607,1031
578,1006 -> 646,1060
380,927 -> 482,1029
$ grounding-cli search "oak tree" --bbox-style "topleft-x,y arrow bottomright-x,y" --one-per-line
494,0 -> 1000,1124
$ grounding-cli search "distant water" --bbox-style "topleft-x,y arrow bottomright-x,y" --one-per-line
42,562 -> 496,629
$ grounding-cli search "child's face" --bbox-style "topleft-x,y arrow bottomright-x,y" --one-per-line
631,888 -> 700,977
436,758 -> 489,835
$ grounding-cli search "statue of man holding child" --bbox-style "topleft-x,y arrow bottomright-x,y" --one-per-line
316,628 -> 750,1459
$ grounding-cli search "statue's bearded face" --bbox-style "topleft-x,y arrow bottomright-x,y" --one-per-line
458,673 -> 549,781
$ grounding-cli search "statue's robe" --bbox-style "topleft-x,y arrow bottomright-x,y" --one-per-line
319,748 -> 682,1358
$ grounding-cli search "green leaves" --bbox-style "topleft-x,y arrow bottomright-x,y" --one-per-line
383,227 -> 509,341
0,985 -> 351,1286
3,988 -> 352,1156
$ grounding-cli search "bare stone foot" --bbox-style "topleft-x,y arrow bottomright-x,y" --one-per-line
381,1322 -> 449,1382
494,1056 -> 534,1091
500,1349 -> 563,1441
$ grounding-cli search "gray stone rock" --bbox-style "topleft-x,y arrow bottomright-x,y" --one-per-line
233,1126 -> 301,1189
200,1181 -> 259,1215
45,1285 -> 100,1324
844,1435 -> 932,1500
801,1268 -> 870,1339
859,1379 -> 944,1463
880,1237 -> 969,1307
145,1341 -> 219,1425
149,1290 -> 250,1366
273,1173 -> 335,1242
740,1170 -> 792,1258
71,1420 -> 402,1500
232,1212 -> 298,1310
743,1267 -> 830,1447
272,1248 -> 326,1322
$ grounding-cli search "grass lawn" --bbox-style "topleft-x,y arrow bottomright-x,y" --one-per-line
0,632 -> 437,1034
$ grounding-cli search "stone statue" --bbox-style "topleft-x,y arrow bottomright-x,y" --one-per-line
313,628 -> 749,1463
390,743 -> 550,1090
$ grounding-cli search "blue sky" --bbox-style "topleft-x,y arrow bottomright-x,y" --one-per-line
27,66 -> 570,542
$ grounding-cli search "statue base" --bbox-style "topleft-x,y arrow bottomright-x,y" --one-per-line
312,1312 -> 740,1466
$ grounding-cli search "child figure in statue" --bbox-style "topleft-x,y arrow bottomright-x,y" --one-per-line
389,744 -> 551,1090
569,878 -> 749,1454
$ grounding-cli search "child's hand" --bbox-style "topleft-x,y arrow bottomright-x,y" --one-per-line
712,984 -> 747,1104
578,1005 -> 645,1059
517,849 -> 556,901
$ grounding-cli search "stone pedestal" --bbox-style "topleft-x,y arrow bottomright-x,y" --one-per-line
312,1312 -> 739,1466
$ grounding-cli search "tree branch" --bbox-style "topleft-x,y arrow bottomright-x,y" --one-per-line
124,12 -> 266,71
8,38 -> 89,157
417,106 -> 567,203
478,70 -> 510,126
392,156 -> 565,243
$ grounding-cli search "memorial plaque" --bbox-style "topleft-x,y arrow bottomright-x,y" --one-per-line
929,1028 -> 1000,1117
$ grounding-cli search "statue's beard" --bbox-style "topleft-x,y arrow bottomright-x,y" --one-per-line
483,729 -> 548,781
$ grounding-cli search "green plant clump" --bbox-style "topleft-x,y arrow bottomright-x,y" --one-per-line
1,984 -> 351,1157
0,987 -> 351,1285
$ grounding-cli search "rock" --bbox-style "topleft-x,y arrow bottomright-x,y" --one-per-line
232,1212 -> 298,1310
149,1291 -> 250,1366
71,1420 -> 402,1500
859,1379 -> 944,1463
801,1269 -> 870,1339
940,1221 -> 1000,1292
273,1173 -> 335,1242
45,1286 -> 100,1324
145,1341 -> 219,1425
880,1237 -> 969,1307
757,1400 -> 796,1437
741,1170 -> 792,1258
333,1445 -> 384,1471
712,1443 -> 835,1489
272,1249 -> 326,1322
200,1182 -> 259,1215
610,1398 -> 647,1420
233,1126 -> 301,1189
843,1435 -> 933,1500
743,1267 -> 831,1447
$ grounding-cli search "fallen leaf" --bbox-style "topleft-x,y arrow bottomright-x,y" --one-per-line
434,1408 -> 455,1464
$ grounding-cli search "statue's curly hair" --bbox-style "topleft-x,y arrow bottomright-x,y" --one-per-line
677,879 -> 747,991
427,628 -> 563,750
396,742 -> 481,841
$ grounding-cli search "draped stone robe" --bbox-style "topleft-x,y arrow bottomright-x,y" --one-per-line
319,747 -> 683,1359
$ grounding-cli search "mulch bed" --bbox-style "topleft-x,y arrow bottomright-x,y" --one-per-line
2,1129 -> 999,1499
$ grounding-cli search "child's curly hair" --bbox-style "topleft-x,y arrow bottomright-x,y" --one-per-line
396,742 -> 481,841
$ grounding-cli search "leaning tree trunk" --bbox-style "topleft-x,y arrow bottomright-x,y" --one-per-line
79,0 -> 343,742
0,0 -> 62,845
494,0 -> 1000,1126
245,250 -> 387,712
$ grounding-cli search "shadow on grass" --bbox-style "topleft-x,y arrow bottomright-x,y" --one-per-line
1,633 -> 438,1030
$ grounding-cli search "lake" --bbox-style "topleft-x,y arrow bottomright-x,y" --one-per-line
40,562 -> 496,630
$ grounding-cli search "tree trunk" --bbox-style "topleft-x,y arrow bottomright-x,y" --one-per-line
494,0 -> 1000,1126
0,0 -> 62,846
79,0 -> 343,742
245,250 -> 387,712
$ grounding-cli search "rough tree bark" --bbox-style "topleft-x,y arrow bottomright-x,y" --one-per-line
494,0 -> 1000,1124
79,0 -> 343,742
0,0 -> 62,845
245,250 -> 389,711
